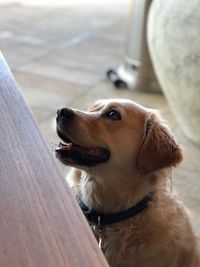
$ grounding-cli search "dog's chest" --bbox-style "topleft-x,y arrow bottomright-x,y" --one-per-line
92,222 -> 145,267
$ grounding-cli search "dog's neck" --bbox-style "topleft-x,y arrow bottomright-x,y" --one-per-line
69,168 -> 168,214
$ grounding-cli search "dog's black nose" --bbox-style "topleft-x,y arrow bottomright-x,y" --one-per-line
57,108 -> 74,120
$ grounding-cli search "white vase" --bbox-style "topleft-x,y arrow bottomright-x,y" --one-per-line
148,0 -> 200,144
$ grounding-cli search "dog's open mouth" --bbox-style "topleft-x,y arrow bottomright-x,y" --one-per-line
55,130 -> 110,166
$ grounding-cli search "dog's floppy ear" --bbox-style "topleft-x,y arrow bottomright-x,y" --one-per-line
136,113 -> 182,175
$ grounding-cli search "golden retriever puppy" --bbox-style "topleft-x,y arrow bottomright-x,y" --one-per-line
56,99 -> 199,267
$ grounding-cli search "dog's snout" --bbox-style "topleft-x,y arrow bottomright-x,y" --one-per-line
57,108 -> 74,120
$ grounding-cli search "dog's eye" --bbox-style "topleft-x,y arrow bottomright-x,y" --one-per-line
105,110 -> 121,120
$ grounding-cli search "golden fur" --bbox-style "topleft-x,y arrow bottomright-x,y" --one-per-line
57,99 -> 199,267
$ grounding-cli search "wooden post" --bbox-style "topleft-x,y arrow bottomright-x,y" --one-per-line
0,52 -> 109,267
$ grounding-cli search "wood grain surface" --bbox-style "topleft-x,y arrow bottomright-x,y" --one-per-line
0,52 -> 109,267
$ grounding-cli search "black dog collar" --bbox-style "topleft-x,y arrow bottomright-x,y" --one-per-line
76,192 -> 154,226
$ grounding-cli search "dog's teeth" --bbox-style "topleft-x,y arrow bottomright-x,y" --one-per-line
64,143 -> 72,148
59,141 -> 73,147
61,140 -> 69,145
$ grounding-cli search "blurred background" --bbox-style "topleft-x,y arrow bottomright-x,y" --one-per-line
0,0 -> 199,241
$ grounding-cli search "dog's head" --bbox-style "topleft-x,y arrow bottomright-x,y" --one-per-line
56,99 -> 182,177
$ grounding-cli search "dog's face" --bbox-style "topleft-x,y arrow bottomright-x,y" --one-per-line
56,99 -> 182,177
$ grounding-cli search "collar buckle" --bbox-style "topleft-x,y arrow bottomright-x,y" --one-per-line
91,216 -> 105,250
